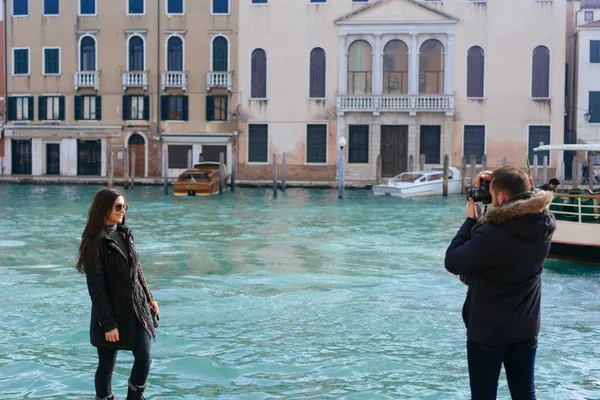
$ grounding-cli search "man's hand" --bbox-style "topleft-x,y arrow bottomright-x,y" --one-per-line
475,170 -> 493,187
105,328 -> 120,343
466,198 -> 482,220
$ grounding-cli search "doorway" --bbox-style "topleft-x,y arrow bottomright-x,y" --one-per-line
46,143 -> 60,175
380,125 -> 408,177
127,133 -> 145,177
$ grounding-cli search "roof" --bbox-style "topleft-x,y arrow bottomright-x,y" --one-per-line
336,0 -> 458,23
534,144 -> 600,152
582,0 -> 600,9
579,20 -> 600,28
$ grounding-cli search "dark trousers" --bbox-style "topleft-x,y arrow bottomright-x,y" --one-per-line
95,319 -> 152,398
467,338 -> 537,400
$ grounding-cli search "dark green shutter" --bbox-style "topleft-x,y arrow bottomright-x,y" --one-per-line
28,97 -> 34,121
59,97 -> 65,120
206,96 -> 215,121
74,96 -> 82,120
161,95 -> 168,120
592,41 -> 600,63
143,95 -> 150,120
7,97 -> 15,121
122,95 -> 130,120
95,96 -> 102,120
182,96 -> 189,121
38,96 -> 47,121
224,95 -> 229,121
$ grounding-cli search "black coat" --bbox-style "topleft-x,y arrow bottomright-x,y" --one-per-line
445,191 -> 556,346
82,224 -> 156,350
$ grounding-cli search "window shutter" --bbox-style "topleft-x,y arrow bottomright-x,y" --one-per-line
122,95 -> 130,120
59,96 -> 65,120
143,95 -> 150,120
206,96 -> 215,121
182,96 -> 189,121
28,96 -> 34,121
161,95 -> 168,120
224,95 -> 229,121
7,97 -> 16,121
592,41 -> 600,63
74,96 -> 82,120
95,96 -> 102,120
38,96 -> 47,121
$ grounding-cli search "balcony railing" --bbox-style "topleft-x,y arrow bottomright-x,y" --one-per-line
123,71 -> 148,90
207,71 -> 232,91
162,71 -> 187,91
336,94 -> 454,115
74,71 -> 100,90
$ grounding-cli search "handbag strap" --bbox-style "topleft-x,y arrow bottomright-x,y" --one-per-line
138,263 -> 155,304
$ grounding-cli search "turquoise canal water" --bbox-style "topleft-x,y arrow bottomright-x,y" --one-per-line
0,184 -> 599,399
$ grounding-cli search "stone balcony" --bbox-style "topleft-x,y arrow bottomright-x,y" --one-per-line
74,71 -> 100,91
161,71 -> 187,91
122,71 -> 148,90
206,71 -> 232,91
336,94 -> 454,116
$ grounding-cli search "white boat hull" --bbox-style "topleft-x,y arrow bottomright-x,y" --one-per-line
548,220 -> 600,264
372,180 -> 462,197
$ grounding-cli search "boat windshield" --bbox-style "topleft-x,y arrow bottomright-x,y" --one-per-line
427,173 -> 442,181
183,172 -> 209,181
391,173 -> 423,183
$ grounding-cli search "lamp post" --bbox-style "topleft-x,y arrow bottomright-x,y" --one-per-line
338,136 -> 347,199
584,111 -> 591,123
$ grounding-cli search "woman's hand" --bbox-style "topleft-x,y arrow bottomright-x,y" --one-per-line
105,328 -> 120,343
150,301 -> 159,315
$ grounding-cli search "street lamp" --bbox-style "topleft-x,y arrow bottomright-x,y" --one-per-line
584,111 -> 592,123
338,136 -> 347,151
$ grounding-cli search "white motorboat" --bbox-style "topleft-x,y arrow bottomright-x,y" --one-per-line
372,167 -> 462,197
534,144 -> 600,264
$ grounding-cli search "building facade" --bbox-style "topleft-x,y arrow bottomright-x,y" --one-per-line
238,0 -> 566,184
3,0 -> 238,178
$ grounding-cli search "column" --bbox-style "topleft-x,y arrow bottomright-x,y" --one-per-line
32,138 -> 43,176
408,32 -> 419,95
373,34 -> 382,95
5,137 -> 12,175
101,138 -> 107,177
444,32 -> 455,96
338,34 -> 348,95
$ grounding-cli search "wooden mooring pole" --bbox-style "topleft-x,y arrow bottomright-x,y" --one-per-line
282,152 -> 287,192
461,155 -> 467,194
163,148 -> 169,196
219,152 -> 225,194
108,152 -> 114,189
272,153 -> 277,198
442,154 -> 449,197
124,151 -> 130,189
230,151 -> 236,192
130,150 -> 136,189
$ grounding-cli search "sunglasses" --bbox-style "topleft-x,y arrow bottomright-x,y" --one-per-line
115,204 -> 129,212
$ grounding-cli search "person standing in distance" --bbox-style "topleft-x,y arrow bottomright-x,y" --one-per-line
77,188 -> 159,400
445,166 -> 556,399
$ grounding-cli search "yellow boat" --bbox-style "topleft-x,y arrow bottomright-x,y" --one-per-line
172,162 -> 230,196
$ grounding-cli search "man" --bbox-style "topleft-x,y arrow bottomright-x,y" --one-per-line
445,166 -> 556,399
539,178 -> 559,192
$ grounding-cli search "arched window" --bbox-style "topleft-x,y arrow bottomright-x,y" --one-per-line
419,39 -> 444,94
212,36 -> 229,72
309,47 -> 326,99
467,46 -> 485,98
167,36 -> 183,71
251,49 -> 267,99
532,46 -> 550,98
348,40 -> 372,95
383,40 -> 408,94
80,36 -> 96,71
128,36 -> 144,71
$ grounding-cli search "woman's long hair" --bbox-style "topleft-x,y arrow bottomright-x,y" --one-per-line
76,188 -> 126,273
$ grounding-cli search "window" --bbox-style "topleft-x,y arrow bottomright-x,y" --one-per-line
311,0 -> 326,3
309,48 -> 326,98
588,92 -> 600,123
248,124 -> 268,163
206,95 -> 228,122
420,126 -> 441,164
80,36 -> 96,71
44,48 -> 60,75
307,125 -> 327,163
212,36 -> 229,72
383,40 -> 409,94
167,0 -> 183,14
590,40 -> 600,63
75,96 -> 102,120
528,126 -> 550,165
349,125 -> 369,164
585,11 -> 594,22
420,40 -> 444,94
251,49 -> 267,98
7,96 -> 34,121
122,95 -> 149,120
44,0 -> 59,15
167,36 -> 183,71
12,139 -> 32,175
13,0 -> 28,16
161,95 -> 188,121
467,46 -> 485,98
252,0 -> 268,3
463,125 -> 485,164
348,40 -> 372,95
531,46 -> 550,98
353,0 -> 368,2
38,96 -> 65,121
13,48 -> 30,75
128,36 -> 144,71
79,0 -> 96,15
168,145 -> 193,169
128,0 -> 144,15
212,0 -> 229,14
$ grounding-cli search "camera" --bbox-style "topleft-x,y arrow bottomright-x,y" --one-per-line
466,178 -> 492,204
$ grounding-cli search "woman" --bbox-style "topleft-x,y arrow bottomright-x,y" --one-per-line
77,188 -> 158,400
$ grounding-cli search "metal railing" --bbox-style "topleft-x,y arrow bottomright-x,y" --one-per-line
549,193 -> 599,224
